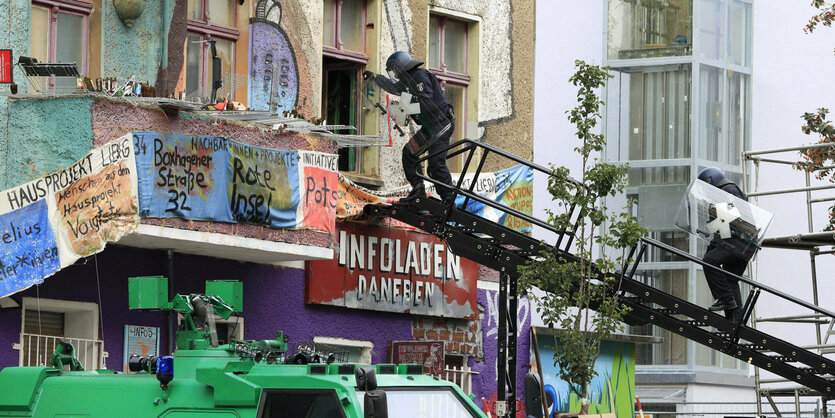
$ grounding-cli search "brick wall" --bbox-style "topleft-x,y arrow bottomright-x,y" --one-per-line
411,308 -> 483,360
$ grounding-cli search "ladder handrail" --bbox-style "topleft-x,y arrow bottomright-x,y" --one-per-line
415,137 -> 584,242
641,236 -> 835,319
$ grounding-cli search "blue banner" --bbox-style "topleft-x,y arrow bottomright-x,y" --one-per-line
495,164 -> 534,232
134,132 -> 234,222
0,200 -> 60,296
133,132 -> 330,232
453,165 -> 533,233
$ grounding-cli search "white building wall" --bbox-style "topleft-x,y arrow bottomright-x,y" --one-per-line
533,0 -> 835,407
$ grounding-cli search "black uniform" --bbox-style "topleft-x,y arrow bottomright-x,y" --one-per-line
372,68 -> 455,200
703,180 -> 749,321
401,68 -> 454,200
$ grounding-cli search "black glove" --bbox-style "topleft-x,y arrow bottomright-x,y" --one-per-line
362,71 -> 375,81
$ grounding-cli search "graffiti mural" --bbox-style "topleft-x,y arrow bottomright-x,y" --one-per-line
249,0 -> 299,113
472,288 -> 532,417
534,336 -> 636,417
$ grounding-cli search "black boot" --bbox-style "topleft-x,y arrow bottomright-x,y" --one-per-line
400,184 -> 426,204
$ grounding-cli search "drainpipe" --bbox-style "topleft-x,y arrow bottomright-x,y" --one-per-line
167,249 -> 174,354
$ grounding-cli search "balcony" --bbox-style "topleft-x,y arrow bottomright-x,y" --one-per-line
16,333 -> 106,371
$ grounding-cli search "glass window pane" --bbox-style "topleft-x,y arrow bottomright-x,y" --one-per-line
186,34 -> 204,99
443,83 -> 466,172
727,1 -> 751,66
56,12 -> 85,91
56,13 -> 84,68
261,390 -> 345,417
443,19 -> 467,74
323,0 -> 336,47
358,389 -> 475,418
698,65 -> 723,162
340,0 -> 365,52
208,0 -> 235,27
627,67 -> 691,161
212,38 -> 235,100
726,72 -> 748,165
429,16 -> 440,69
30,6 -> 50,64
188,0 -> 203,20
698,0 -> 725,61
608,0 -> 693,60
630,269 -> 689,366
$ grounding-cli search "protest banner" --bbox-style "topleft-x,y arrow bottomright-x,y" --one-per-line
0,134 -> 139,298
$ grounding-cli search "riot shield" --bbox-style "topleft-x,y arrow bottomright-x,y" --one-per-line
674,180 -> 774,260
360,76 -> 407,141
384,60 -> 453,155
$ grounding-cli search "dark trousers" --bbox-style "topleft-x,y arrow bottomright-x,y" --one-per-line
402,123 -> 454,199
703,245 -> 748,320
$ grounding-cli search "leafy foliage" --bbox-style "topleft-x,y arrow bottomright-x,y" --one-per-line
518,61 -> 645,411
794,3 -> 835,229
794,108 -> 835,229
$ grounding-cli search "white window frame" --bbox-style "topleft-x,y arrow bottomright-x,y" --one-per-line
313,336 -> 373,365
15,297 -> 105,370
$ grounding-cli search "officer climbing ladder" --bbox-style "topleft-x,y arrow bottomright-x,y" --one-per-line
363,138 -> 835,417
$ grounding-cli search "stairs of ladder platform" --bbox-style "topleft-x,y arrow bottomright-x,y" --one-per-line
362,138 -> 835,397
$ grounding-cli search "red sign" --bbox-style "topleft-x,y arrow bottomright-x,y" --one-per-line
389,341 -> 445,376
306,222 -> 479,319
0,50 -> 11,84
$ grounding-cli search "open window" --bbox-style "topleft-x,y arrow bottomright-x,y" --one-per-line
16,297 -> 104,370
322,0 -> 374,177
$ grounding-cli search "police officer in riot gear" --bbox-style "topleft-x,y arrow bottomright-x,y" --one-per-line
363,51 -> 455,203
698,167 -> 749,321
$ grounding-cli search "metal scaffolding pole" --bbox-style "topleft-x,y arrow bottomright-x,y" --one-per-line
743,144 -> 835,415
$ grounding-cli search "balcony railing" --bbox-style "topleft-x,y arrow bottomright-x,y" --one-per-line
18,333 -> 106,371
442,364 -> 479,395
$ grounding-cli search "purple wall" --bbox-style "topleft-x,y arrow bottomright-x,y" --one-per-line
0,245 -> 530,416
471,289 -> 532,415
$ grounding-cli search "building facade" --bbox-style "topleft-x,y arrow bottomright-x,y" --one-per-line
0,1 -> 536,415
532,0 -> 756,414
603,0 -> 755,411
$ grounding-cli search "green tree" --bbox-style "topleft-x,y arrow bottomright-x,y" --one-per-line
519,61 -> 645,414
794,2 -> 835,229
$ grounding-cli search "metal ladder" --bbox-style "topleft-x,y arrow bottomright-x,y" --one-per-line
363,138 -> 835,416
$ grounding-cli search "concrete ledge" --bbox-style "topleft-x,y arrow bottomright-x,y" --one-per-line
636,369 -> 755,388
117,224 -> 333,265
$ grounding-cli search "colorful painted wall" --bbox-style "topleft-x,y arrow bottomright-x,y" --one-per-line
0,97 -> 334,247
0,245 -> 530,411
534,335 -> 636,417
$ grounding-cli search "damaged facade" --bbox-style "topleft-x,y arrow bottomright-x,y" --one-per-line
0,0 -> 535,413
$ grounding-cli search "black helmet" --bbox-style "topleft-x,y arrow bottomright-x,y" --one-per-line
697,167 -> 726,186
386,51 -> 423,73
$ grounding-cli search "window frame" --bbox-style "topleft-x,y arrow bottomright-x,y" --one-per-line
323,0 -> 369,64
257,389 -> 348,418
428,15 -> 470,86
186,0 -> 239,100
16,297 -> 104,370
31,0 -> 92,75
428,14 -> 472,172
313,336 -> 373,364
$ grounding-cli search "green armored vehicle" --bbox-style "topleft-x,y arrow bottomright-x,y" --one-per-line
0,278 -> 486,418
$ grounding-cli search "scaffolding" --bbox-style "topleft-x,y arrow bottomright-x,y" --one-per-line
743,143 -> 835,417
